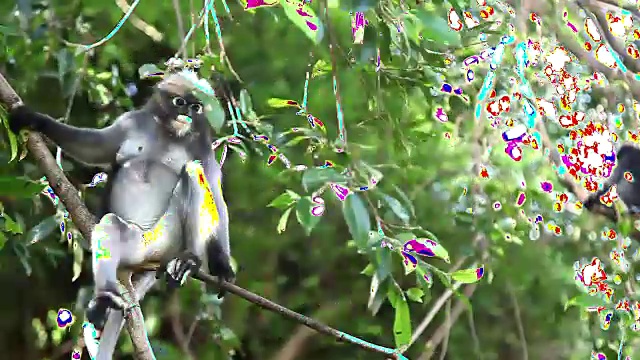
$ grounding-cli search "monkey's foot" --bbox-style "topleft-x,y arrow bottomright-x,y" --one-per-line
86,290 -> 127,331
164,252 -> 202,289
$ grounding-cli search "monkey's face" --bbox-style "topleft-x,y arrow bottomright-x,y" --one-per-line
161,91 -> 205,138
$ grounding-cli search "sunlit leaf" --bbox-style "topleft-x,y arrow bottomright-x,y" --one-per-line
451,266 -> 484,284
200,95 -> 226,132
3,213 -> 23,235
266,98 -> 299,108
406,287 -> 424,303
392,290 -> 412,348
280,0 -> 324,44
277,207 -> 293,234
268,190 -> 300,209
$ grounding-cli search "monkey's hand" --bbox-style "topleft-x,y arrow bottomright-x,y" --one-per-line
209,254 -> 235,299
163,252 -> 202,290
583,193 -> 619,222
86,290 -> 128,331
8,105 -> 40,134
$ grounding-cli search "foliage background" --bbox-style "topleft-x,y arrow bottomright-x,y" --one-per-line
0,0 -> 638,359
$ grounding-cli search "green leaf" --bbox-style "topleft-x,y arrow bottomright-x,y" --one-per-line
138,63 -> 163,79
413,8 -> 462,47
451,266 -> 483,284
311,59 -> 331,78
0,177 -> 46,198
392,291 -> 412,348
564,293 -> 610,311
200,95 -> 226,132
301,168 -> 348,192
239,89 -> 253,115
342,193 -> 371,247
416,266 -> 433,290
429,240 -> 450,263
2,213 -> 23,235
1,108 -> 18,161
72,240 -> 83,282
277,207 -> 293,234
381,193 -> 410,224
0,231 -> 7,251
279,0 -> 324,44
295,197 -> 321,236
406,287 -> 424,303
367,274 -> 388,315
361,263 -> 375,276
268,190 -> 300,210
24,216 -> 58,245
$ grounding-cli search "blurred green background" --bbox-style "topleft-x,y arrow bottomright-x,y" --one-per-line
1,0 -> 639,359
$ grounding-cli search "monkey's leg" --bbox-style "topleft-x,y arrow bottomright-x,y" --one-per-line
87,214 -> 130,331
91,271 -> 157,360
179,161 -> 235,297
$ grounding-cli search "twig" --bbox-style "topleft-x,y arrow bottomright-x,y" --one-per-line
193,270 -> 409,359
172,0 -> 187,59
403,251 -> 473,352
0,71 -> 153,359
417,284 -> 479,360
321,0 -> 348,149
114,0 -> 163,42
80,0 -> 141,53
168,292 -> 195,360
437,300 -> 451,360
507,282 -> 528,360
466,302 -> 481,358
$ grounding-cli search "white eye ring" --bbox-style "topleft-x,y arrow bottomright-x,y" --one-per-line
172,97 -> 186,106
190,103 -> 203,114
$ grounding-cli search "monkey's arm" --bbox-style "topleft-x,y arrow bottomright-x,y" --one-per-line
175,158 -> 234,291
8,106 -> 131,167
583,144 -> 640,221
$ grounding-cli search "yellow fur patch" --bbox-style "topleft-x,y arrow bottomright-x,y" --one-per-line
185,162 -> 220,235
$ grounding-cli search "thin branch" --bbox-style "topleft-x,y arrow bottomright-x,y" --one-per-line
193,270 -> 409,359
172,0 -> 187,59
115,0 -> 163,42
322,0 -> 348,149
417,284 -> 479,360
507,282 -> 528,360
436,299 -> 452,360
168,292 -> 195,360
0,71 -> 153,359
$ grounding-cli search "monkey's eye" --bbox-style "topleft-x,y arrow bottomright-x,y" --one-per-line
172,97 -> 187,106
189,103 -> 203,114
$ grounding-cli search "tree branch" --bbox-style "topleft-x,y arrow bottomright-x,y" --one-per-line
0,71 -> 154,359
193,271 -> 409,359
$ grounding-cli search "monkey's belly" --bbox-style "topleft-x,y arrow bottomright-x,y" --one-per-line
108,160 -> 181,229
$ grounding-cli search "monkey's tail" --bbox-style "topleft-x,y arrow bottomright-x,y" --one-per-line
94,310 -> 126,360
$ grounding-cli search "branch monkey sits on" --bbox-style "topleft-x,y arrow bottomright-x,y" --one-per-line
9,70 -> 235,360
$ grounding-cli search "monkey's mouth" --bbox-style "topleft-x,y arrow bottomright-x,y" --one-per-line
175,115 -> 192,125
171,115 -> 193,136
